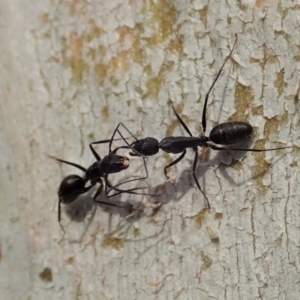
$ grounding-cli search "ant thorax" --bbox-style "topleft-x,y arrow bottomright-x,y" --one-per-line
86,160 -> 105,181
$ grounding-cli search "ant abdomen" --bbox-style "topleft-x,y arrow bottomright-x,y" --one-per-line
209,121 -> 253,145
58,174 -> 86,204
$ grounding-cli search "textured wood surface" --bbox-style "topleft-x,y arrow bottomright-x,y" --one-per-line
0,1 -> 299,299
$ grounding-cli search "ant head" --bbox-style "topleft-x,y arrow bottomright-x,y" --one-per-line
130,137 -> 159,156
85,154 -> 130,181
58,174 -> 86,204
110,155 -> 130,172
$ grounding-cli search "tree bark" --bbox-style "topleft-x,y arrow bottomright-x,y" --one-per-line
1,1 -> 299,299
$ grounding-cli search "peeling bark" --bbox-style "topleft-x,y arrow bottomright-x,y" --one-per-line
1,1 -> 299,299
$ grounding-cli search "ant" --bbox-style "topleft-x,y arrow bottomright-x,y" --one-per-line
50,133 -> 150,229
111,34 -> 292,209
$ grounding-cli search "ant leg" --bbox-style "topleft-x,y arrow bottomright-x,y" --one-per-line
88,179 -> 143,213
108,123 -> 124,154
58,200 -> 65,234
90,123 -> 139,156
111,123 -> 140,153
117,123 -> 139,142
110,123 -> 150,158
93,182 -> 143,212
164,150 -> 186,179
94,199 -> 141,215
92,179 -> 103,202
192,148 -> 210,209
94,182 -> 127,206
106,187 -> 147,198
58,203 -> 66,234
202,34 -> 238,133
89,135 -> 132,156
106,157 -> 158,196
89,142 -> 102,161
95,199 -> 135,210
107,183 -> 157,197
48,155 -> 86,172
109,125 -> 151,188
110,123 -> 149,159
58,200 -> 61,222
209,144 -> 292,152
105,177 -> 148,197
112,156 -> 149,189
90,133 -> 129,160
171,106 -> 193,137
107,122 -> 138,154
113,145 -> 131,154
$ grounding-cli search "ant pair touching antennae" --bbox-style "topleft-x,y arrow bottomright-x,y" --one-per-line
50,133 -> 152,228
112,34 -> 292,209
51,34 -> 292,223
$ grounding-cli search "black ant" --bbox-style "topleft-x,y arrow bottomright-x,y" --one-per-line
50,133 -> 150,228
111,34 -> 292,208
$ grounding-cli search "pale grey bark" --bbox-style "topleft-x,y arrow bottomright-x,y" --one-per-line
1,1 -> 299,299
